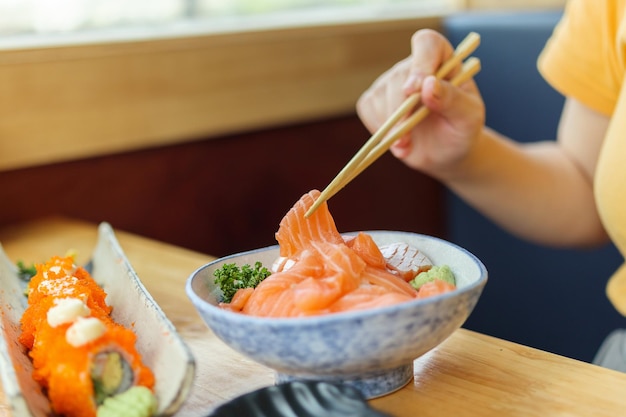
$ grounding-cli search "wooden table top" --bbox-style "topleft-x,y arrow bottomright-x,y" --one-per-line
2,217 -> 626,417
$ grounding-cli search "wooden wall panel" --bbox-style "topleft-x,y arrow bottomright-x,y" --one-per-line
0,115 -> 445,257
0,17 -> 440,171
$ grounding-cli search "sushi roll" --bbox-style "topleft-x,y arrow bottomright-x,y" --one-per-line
19,255 -> 156,417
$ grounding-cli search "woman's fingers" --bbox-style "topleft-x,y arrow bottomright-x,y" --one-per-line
356,58 -> 410,133
420,75 -> 483,131
403,29 -> 455,95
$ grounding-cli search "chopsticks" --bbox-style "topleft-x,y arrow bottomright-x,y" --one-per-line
305,32 -> 481,218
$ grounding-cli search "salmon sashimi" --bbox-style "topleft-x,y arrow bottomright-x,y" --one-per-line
361,266 -> 419,298
345,232 -> 387,269
416,279 -> 457,299
220,287 -> 255,312
242,243 -> 364,316
380,242 -> 433,281
326,285 -> 415,313
274,190 -> 344,259
221,190 -> 454,317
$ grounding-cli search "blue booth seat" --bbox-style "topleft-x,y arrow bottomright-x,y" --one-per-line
443,10 -> 624,362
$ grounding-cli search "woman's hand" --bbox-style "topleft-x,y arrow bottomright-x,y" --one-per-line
356,29 -> 485,179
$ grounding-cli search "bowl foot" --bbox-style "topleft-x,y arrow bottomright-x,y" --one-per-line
275,363 -> 413,400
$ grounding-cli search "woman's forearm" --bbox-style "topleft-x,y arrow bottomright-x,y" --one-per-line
439,127 -> 609,247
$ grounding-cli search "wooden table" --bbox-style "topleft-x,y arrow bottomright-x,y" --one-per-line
2,217 -> 626,417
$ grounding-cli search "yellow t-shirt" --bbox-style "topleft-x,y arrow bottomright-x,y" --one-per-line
538,0 -> 626,314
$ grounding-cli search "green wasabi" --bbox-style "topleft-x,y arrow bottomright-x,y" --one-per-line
410,265 -> 455,290
97,386 -> 157,417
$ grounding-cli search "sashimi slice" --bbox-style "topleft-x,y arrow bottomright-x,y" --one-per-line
292,242 -> 363,311
326,285 -> 415,313
380,242 -> 433,281
345,232 -> 387,269
416,279 -> 456,299
361,266 -> 418,298
242,243 -> 365,317
220,287 -> 254,312
241,253 -> 320,317
275,190 -> 344,259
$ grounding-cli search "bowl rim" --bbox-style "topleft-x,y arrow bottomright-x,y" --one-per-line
185,230 -> 487,324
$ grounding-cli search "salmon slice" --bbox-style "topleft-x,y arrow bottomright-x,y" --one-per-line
345,232 -> 387,269
362,266 -> 418,298
416,279 -> 456,299
275,190 -> 344,259
241,255 -> 316,317
326,285 -> 415,313
220,287 -> 254,312
242,243 -> 364,317
380,242 -> 433,281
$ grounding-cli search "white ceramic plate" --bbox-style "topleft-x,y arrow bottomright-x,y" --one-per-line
0,222 -> 195,417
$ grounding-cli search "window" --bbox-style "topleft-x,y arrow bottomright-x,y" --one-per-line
0,0 -> 458,38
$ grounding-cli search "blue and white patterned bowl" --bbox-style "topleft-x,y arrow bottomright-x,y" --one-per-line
186,231 -> 487,399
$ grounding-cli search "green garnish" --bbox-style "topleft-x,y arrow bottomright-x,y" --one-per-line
213,261 -> 271,303
17,261 -> 37,281
96,386 -> 157,417
410,265 -> 455,290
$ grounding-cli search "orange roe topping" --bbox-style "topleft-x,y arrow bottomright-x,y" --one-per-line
19,255 -> 155,417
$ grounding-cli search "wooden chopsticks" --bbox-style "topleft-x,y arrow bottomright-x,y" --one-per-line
305,32 -> 481,218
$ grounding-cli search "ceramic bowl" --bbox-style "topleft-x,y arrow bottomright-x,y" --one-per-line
186,231 -> 487,399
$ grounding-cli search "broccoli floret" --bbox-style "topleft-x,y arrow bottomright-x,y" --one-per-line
213,261 -> 271,303
410,265 -> 455,290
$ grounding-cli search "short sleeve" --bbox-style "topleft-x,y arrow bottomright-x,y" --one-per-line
538,0 -> 625,116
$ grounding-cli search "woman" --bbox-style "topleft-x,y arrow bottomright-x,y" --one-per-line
356,0 -> 626,369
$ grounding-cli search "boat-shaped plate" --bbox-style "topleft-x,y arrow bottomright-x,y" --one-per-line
0,222 -> 195,416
